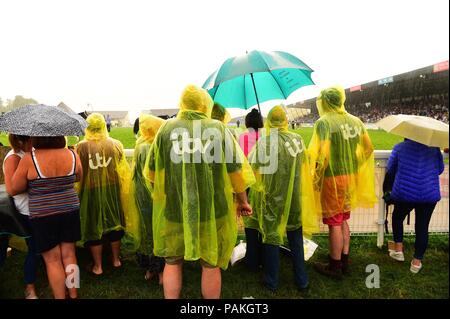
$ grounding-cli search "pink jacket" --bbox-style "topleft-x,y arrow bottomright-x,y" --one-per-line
239,130 -> 260,157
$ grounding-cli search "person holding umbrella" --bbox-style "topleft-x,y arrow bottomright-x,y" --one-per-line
75,113 -> 139,276
377,115 -> 448,273
146,84 -> 255,299
0,104 -> 87,299
309,86 -> 377,279
243,105 -> 318,291
11,136 -> 83,299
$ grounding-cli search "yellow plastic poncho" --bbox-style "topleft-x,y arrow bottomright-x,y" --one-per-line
146,85 -> 255,269
75,113 -> 140,250
211,102 -> 232,124
131,114 -> 165,255
244,105 -> 318,244
211,102 -> 240,140
308,86 -> 377,219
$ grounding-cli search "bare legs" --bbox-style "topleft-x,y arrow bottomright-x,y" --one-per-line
41,244 -> 78,299
342,220 -> 351,255
110,240 -> 121,267
88,239 -> 122,275
89,244 -> 103,275
201,267 -> 221,299
163,263 -> 182,299
328,220 -> 351,260
61,242 -> 78,298
329,226 -> 343,260
163,262 -> 221,299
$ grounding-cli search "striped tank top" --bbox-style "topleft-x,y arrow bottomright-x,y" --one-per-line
28,149 -> 80,219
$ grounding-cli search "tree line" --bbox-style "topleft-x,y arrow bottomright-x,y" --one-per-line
0,95 -> 39,114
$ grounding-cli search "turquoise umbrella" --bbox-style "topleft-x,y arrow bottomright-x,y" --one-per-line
202,50 -> 314,111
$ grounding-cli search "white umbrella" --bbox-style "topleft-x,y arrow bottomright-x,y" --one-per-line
376,114 -> 449,148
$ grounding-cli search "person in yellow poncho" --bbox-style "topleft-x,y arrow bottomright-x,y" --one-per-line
132,114 -> 166,283
76,113 -> 139,275
211,102 -> 240,140
244,105 -> 318,291
309,86 -> 377,279
146,85 -> 255,299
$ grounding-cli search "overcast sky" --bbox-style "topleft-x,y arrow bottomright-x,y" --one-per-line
0,0 -> 448,119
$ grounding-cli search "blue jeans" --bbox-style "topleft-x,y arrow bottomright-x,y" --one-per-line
392,202 -> 436,260
263,227 -> 308,290
0,216 -> 38,284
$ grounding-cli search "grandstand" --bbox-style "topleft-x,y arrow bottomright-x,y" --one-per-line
289,60 -> 449,124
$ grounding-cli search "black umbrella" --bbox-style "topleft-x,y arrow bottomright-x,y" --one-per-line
0,104 -> 87,136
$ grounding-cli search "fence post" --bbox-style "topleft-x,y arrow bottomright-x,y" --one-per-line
375,151 -> 390,249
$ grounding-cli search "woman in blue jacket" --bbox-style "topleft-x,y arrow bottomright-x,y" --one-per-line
386,139 -> 444,273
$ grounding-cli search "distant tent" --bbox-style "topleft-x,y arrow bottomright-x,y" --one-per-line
57,102 -> 77,115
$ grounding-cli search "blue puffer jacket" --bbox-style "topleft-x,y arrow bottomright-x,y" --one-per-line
387,139 -> 444,203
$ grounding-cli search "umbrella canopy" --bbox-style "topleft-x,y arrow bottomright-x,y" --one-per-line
376,114 -> 449,148
0,104 -> 88,136
202,50 -> 314,110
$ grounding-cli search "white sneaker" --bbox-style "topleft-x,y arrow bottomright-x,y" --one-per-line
410,261 -> 422,274
24,291 -> 38,299
389,250 -> 405,262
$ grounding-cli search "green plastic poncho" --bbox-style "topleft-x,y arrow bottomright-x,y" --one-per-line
308,86 -> 377,219
244,105 -> 318,245
76,113 -> 139,249
146,85 -> 255,269
131,114 -> 165,255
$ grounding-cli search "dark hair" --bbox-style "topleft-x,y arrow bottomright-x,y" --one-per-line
133,117 -> 140,135
245,109 -> 263,131
8,134 -> 31,152
31,136 -> 66,149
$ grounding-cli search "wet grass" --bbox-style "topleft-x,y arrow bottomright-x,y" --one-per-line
1,235 -> 447,299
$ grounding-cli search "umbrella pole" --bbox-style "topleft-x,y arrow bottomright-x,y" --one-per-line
250,73 -> 262,114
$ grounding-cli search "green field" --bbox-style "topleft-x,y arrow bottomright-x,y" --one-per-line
0,127 -> 404,150
1,235 -> 448,299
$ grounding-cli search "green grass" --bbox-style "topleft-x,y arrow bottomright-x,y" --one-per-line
1,127 -> 404,150
0,235 -> 447,299
0,128 -> 136,149
292,127 -> 404,150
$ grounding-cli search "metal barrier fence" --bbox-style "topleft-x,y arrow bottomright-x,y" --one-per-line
124,149 -> 449,247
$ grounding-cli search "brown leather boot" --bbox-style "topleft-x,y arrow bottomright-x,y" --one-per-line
341,253 -> 350,275
313,256 -> 343,280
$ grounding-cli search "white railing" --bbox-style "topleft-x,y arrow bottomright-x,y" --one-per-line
125,149 -> 449,248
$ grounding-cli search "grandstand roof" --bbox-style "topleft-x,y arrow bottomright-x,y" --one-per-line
288,60 -> 449,109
